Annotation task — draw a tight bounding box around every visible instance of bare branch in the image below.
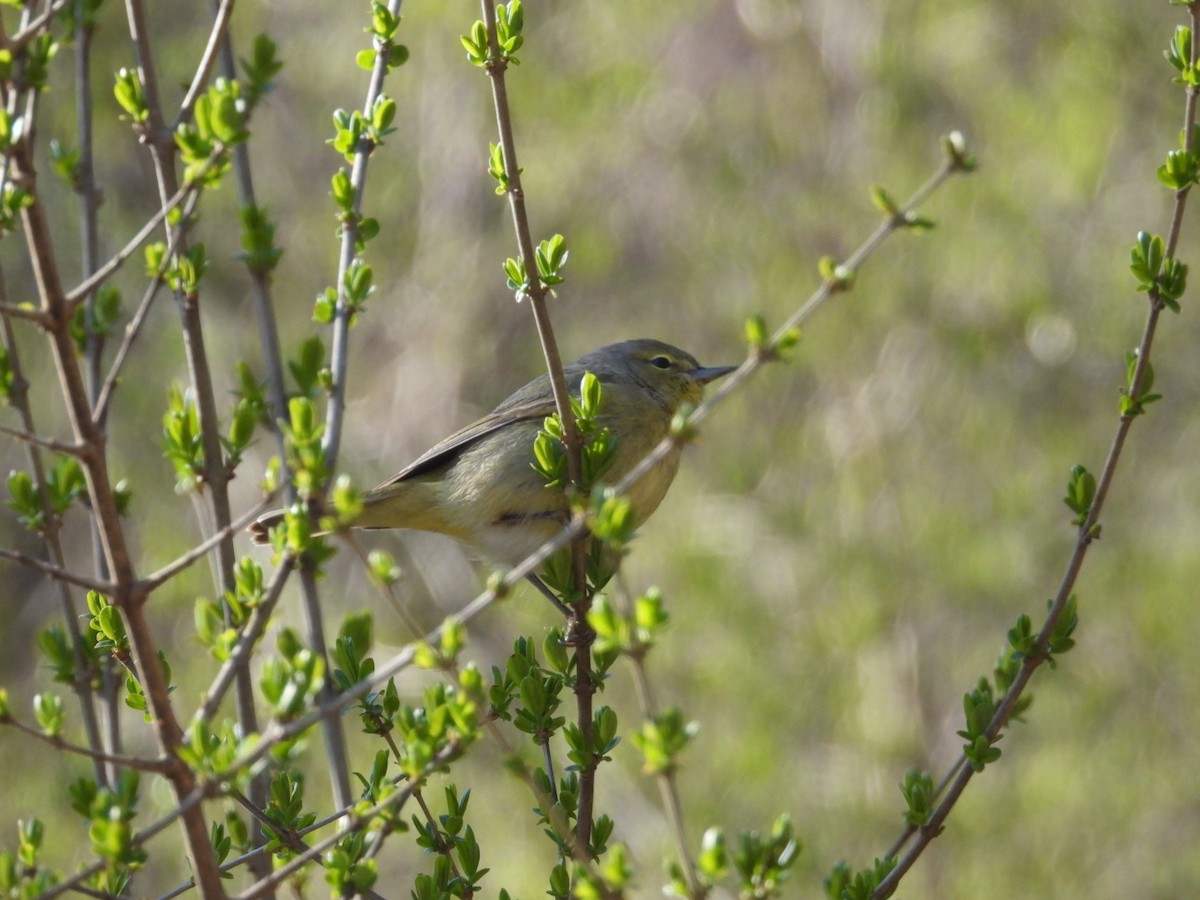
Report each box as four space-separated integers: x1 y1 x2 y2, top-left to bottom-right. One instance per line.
174 0 236 128
63 177 200 307
0 301 51 326
2 717 174 773
139 499 270 594
0 421 87 456
89 269 166 426
0 546 116 594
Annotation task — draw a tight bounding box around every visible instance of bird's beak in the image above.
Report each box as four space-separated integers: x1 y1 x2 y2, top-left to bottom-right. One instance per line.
690 364 737 384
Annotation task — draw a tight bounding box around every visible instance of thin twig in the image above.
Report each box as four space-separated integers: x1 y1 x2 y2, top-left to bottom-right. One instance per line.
413 789 467 884
174 0 236 128
320 0 404 474
342 530 427 638
298 0 409 816
73 0 122 790
138 499 269 594
89 264 167 425
0 546 117 594
0 421 87 456
63 174 200 306
2 717 174 772
0 301 51 326
614 575 701 897
211 13 292 879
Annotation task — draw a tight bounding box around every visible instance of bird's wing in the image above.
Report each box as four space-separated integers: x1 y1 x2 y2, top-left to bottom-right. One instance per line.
372 393 558 488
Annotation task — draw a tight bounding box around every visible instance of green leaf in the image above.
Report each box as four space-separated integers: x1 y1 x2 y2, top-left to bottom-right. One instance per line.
113 67 148 123
1063 464 1096 525
1130 231 1164 291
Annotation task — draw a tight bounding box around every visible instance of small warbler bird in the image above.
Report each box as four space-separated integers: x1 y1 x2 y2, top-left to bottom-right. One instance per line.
250 339 734 564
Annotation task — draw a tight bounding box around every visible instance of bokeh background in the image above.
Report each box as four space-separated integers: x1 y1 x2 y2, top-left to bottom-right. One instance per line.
2 1 1198 896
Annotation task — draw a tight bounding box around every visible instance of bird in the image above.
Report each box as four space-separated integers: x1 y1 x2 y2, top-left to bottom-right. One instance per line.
249 338 734 565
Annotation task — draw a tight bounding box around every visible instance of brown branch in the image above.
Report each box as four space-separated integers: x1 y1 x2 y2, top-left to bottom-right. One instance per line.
0 421 87 456
174 0 236 128
138 499 269 594
0 546 116 594
2 716 174 773
0 94 110 784
63 171 201 307
0 301 52 326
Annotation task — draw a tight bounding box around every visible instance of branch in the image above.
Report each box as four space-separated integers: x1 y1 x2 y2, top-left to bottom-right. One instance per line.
63 175 201 307
320 0 405 473
297 0 410 816
0 301 51 326
0 256 109 782
138 499 270 594
174 0 236 128
0 421 87 456
0 546 116 594
88 264 166 426
2 717 174 773
614 576 701 897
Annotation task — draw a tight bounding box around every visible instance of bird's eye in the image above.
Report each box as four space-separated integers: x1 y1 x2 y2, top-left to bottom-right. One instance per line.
650 355 672 369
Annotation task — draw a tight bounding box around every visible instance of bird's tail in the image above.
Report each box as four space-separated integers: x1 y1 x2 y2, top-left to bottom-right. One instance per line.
248 509 286 545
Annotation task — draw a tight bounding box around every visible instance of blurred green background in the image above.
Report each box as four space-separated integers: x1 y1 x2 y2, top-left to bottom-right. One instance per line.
2 0 1199 896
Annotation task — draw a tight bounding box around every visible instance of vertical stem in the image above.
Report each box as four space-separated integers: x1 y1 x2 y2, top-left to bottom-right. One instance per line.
478 0 596 855
202 3 280 882
321 0 404 475
73 0 123 788
309 0 410 815
13 137 226 896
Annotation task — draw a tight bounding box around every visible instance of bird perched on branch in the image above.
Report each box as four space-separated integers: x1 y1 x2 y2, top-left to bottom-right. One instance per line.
250 338 734 565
